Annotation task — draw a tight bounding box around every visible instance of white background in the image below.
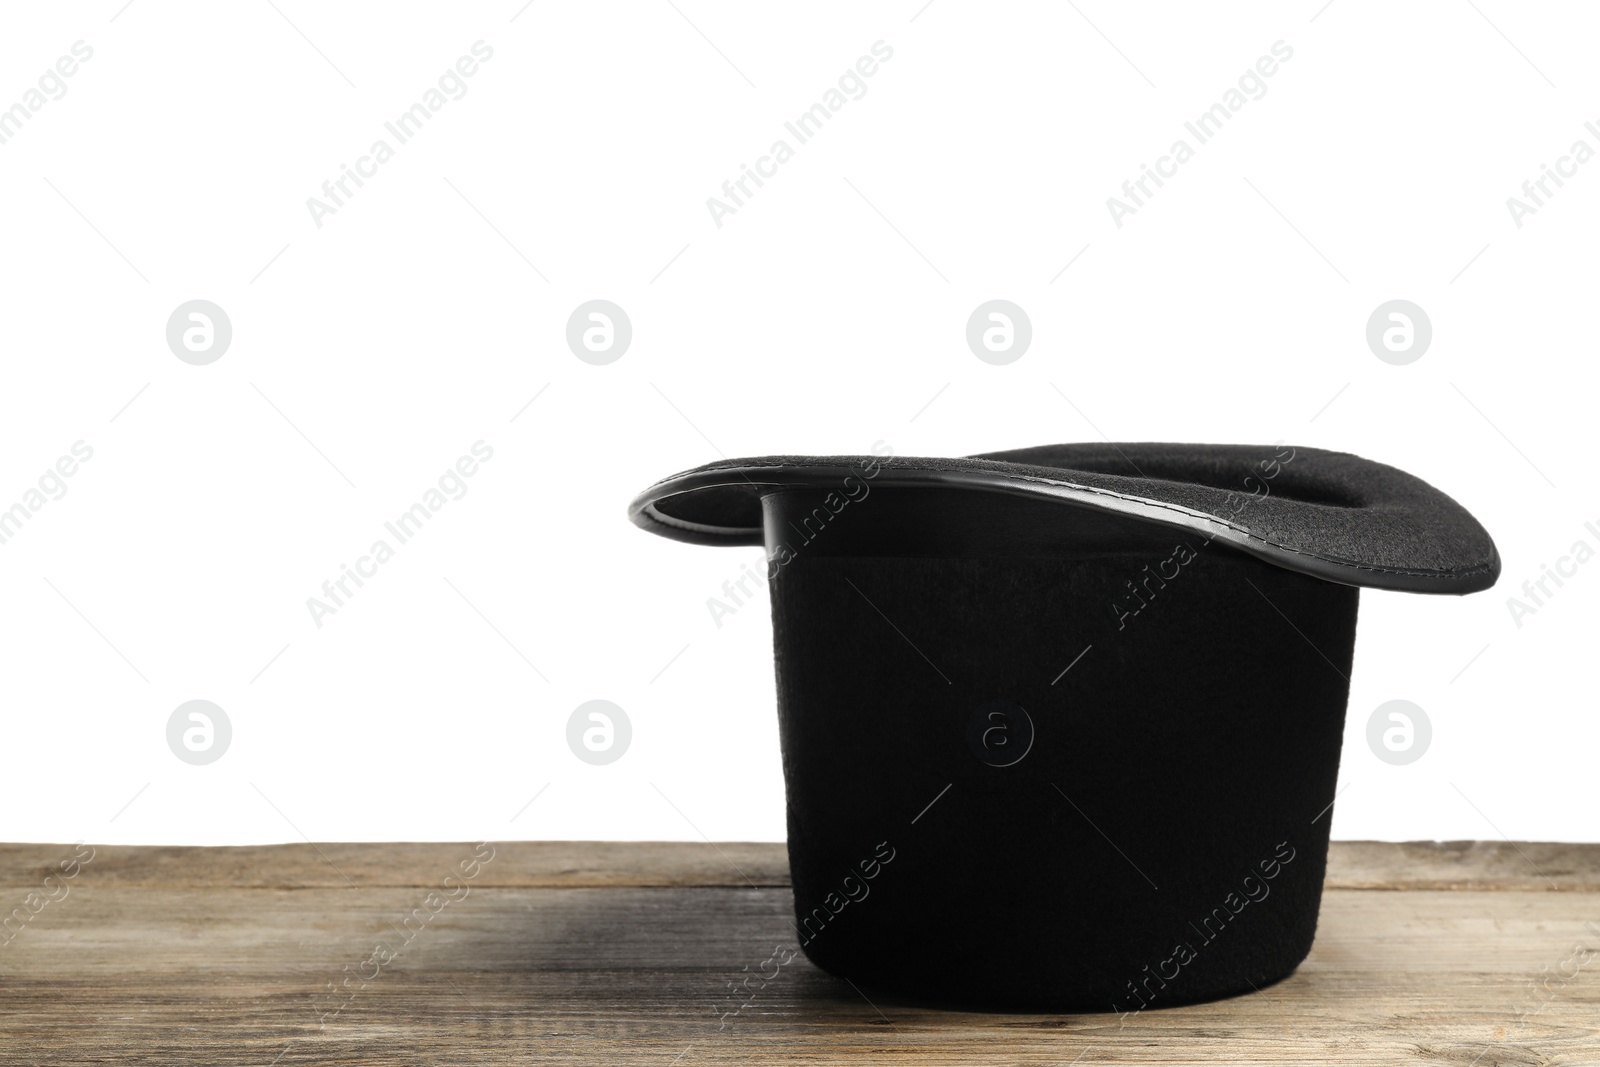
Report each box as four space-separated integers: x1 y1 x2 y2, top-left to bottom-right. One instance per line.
0 1 1594 846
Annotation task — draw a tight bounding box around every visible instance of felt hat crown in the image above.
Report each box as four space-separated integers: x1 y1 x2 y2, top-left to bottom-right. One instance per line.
632 443 1498 1010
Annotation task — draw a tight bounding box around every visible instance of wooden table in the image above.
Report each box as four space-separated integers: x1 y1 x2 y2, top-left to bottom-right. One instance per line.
2 840 1597 1065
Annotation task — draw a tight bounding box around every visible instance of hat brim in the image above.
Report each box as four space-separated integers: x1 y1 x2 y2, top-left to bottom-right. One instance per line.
629 443 1500 594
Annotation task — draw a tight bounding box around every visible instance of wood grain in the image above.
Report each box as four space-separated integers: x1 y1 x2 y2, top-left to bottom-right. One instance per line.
3 840 1595 890
1 841 1597 1065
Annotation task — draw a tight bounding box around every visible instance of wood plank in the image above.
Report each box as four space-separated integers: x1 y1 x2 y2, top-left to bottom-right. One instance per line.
1 842 1597 1064
1324 840 1600 892
2 840 1596 889
0 840 795 889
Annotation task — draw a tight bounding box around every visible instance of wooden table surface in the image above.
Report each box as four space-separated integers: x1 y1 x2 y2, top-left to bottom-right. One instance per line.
2 840 1597 1065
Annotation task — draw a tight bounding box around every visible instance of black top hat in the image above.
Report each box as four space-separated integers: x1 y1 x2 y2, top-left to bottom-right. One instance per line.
631 443 1498 1012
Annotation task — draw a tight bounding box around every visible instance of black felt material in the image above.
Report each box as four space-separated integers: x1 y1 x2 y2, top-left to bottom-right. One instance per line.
631 443 1500 593
770 547 1355 1010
